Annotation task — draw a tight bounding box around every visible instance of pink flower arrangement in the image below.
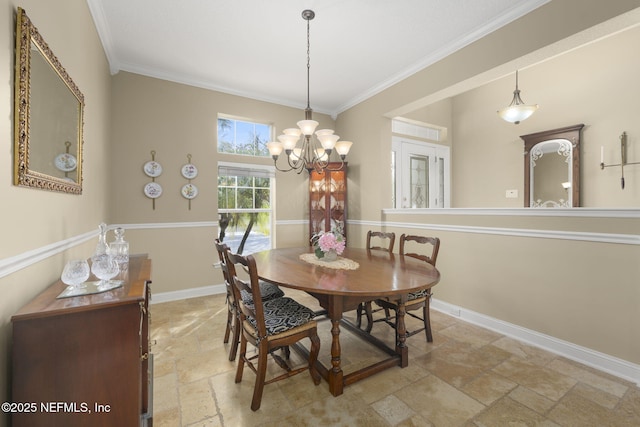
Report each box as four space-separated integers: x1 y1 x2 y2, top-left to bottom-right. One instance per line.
317 232 346 254
311 226 346 259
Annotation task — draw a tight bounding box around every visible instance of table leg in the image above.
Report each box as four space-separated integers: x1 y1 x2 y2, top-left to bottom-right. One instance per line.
328 317 344 396
395 299 409 368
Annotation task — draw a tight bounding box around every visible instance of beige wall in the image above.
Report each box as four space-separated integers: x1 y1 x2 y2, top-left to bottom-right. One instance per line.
109 71 335 293
0 0 112 424
336 0 640 372
452 25 640 208
380 211 640 366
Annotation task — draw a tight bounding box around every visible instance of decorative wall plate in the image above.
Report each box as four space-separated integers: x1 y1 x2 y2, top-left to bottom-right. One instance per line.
54 153 77 172
181 163 198 179
143 160 163 177
144 182 163 198
181 183 198 199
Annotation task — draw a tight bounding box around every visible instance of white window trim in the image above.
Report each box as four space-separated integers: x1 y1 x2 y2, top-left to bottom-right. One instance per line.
218 161 275 178
392 136 451 209
217 161 276 249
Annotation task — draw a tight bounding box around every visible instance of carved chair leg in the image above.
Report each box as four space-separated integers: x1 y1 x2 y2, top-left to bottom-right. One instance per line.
424 300 433 343
308 333 322 385
228 313 241 361
356 303 364 328
364 301 374 333
224 309 232 343
235 335 247 383
251 342 269 411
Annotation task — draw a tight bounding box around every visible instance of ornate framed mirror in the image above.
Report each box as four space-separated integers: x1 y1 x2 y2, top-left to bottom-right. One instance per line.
13 8 84 194
521 124 584 207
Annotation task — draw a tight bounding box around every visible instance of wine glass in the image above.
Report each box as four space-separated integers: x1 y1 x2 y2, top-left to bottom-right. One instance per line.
61 259 90 289
91 255 120 287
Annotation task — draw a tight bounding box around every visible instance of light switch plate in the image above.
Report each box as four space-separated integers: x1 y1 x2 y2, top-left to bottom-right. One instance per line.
506 189 518 198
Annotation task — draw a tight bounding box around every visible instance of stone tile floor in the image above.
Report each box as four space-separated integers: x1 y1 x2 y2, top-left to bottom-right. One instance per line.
150 292 640 426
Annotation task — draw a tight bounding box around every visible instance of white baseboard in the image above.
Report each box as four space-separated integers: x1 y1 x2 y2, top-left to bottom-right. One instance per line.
150 285 640 387
431 299 640 387
150 284 225 304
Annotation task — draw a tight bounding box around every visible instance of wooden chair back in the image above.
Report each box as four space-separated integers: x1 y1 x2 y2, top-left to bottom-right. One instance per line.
214 239 231 285
215 238 242 360
226 251 267 342
366 231 396 253
399 234 440 267
215 239 239 303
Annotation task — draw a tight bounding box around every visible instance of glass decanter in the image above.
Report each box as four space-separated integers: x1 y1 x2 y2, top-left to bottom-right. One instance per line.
92 222 110 263
110 227 129 271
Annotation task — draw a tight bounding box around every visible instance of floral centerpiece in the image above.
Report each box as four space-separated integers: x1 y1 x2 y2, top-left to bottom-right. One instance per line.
311 224 346 261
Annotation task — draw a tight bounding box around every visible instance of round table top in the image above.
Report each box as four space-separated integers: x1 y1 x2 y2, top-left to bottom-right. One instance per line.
251 247 440 298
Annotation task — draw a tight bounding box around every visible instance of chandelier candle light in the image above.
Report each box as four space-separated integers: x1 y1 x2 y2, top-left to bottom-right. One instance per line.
497 70 538 124
267 10 353 174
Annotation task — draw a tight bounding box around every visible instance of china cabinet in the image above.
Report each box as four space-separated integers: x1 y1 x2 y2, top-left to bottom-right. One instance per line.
308 163 347 242
11 254 153 427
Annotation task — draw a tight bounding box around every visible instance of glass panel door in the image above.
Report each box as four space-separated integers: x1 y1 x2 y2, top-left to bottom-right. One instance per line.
410 155 429 208
395 137 450 208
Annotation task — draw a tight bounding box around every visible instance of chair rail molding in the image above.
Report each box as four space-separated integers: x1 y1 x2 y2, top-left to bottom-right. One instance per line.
0 221 218 279
379 220 640 246
0 230 96 279
383 207 640 218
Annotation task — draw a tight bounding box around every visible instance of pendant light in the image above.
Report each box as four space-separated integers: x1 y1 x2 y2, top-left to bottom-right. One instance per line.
497 70 538 124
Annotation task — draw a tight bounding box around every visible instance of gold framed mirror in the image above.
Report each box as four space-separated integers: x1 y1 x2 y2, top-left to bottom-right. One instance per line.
521 124 584 208
14 8 84 194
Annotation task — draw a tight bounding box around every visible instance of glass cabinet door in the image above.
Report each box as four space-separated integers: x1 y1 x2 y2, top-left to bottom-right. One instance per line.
309 163 347 242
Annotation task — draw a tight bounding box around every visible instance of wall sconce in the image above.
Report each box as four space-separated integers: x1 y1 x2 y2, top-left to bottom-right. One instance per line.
497 70 539 124
600 131 640 189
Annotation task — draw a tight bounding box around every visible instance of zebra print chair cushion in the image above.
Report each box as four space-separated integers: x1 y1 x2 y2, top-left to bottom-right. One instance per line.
407 289 429 301
240 281 284 305
246 297 316 337
379 288 429 303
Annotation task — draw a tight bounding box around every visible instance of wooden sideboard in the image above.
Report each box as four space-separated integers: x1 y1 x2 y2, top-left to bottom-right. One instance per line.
11 254 153 427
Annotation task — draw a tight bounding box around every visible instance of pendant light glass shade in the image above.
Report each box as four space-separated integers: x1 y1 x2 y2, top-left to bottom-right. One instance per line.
497 71 538 124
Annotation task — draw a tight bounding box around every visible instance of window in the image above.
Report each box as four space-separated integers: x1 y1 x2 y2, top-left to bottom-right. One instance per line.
392 136 450 208
217 116 272 157
217 162 275 255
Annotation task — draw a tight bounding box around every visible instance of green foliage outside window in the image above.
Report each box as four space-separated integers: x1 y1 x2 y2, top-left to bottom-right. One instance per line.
217 117 271 157
217 174 271 254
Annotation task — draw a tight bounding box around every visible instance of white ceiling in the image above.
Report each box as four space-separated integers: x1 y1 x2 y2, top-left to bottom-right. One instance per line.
87 0 550 117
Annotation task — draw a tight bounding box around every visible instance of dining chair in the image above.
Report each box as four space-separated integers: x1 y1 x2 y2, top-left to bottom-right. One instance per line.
214 239 284 361
226 250 321 411
356 231 396 330
369 234 440 342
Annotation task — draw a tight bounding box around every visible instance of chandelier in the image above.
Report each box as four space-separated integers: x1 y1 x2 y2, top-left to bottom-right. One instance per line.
497 70 539 124
266 10 353 174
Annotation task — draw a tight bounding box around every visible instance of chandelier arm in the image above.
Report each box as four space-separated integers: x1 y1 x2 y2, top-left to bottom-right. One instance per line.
286 154 305 172
272 161 294 173
272 157 299 173
324 159 346 171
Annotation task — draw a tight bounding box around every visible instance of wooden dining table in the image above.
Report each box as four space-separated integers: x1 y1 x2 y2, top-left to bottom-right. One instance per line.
251 246 441 396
